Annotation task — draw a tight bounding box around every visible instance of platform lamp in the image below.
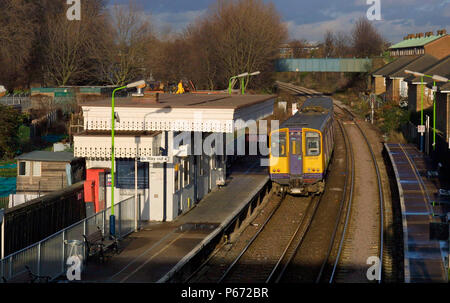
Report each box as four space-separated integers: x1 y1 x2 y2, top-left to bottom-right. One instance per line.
110 80 146 238
241 71 261 95
228 73 249 95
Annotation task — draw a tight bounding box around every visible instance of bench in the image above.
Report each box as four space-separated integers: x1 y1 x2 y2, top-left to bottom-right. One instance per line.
83 227 118 264
1 266 51 283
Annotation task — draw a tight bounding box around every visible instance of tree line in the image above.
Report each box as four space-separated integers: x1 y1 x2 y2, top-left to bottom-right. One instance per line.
0 0 287 92
288 18 386 59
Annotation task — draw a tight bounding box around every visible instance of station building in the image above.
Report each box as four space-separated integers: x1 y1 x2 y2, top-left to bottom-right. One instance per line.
74 93 274 221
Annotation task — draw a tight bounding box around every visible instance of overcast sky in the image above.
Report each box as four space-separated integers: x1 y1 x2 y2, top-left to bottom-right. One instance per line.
110 0 450 43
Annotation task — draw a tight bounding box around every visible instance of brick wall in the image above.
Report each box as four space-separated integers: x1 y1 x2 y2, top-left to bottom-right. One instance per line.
424 35 450 59
435 92 449 140
408 84 434 112
372 76 386 95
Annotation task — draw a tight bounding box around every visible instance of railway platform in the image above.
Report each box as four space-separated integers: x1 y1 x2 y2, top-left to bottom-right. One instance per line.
78 157 270 283
385 143 449 283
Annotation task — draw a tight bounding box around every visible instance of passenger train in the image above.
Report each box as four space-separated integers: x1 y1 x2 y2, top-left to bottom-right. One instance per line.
269 97 334 195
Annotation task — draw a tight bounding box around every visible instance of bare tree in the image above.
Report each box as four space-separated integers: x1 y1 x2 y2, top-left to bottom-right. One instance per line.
206 0 288 89
0 0 36 90
43 1 106 86
289 39 309 58
352 17 385 57
93 1 153 86
323 31 335 57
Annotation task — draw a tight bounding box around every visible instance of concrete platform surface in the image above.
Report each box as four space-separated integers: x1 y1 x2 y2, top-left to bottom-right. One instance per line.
386 143 448 283
79 161 269 283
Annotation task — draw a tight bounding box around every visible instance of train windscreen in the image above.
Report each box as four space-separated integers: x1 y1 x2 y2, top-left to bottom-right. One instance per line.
306 132 320 156
271 131 287 157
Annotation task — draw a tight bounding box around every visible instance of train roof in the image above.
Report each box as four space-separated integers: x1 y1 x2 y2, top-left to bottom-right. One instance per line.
279 97 333 131
300 97 334 111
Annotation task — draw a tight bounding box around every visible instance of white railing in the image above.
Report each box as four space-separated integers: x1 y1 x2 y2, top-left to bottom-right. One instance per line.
0 196 138 282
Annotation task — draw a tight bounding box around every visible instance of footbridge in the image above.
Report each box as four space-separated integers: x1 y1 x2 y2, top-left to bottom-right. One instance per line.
276 58 372 73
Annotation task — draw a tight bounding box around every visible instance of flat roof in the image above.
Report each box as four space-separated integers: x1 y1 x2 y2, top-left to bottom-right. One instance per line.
389 34 447 49
81 93 275 110
16 151 75 162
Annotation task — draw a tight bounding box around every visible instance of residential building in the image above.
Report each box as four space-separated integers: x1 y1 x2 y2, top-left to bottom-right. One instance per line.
389 30 449 59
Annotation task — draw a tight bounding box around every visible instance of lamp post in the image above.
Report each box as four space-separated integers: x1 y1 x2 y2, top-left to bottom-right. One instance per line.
241 71 261 95
405 70 449 152
228 73 248 95
110 80 146 238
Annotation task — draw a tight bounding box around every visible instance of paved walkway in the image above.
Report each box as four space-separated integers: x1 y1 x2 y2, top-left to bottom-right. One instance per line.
386 143 448 283
79 158 269 282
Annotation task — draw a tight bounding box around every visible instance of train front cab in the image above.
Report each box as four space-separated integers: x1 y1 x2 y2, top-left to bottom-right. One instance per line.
301 128 325 194
269 128 289 194
270 127 325 195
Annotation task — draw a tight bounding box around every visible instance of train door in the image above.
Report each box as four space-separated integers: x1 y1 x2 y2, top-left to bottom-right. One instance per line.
289 131 302 175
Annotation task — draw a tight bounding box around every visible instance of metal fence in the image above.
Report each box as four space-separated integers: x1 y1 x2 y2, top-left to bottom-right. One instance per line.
0 95 31 109
0 195 138 282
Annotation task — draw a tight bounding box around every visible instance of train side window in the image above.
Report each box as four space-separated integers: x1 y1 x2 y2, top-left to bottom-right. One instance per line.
271 131 287 157
306 132 320 156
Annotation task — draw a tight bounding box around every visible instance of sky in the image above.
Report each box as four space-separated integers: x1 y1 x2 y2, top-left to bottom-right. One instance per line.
109 0 450 44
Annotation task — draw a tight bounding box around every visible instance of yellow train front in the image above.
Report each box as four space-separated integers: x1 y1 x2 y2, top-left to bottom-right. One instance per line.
269 97 334 195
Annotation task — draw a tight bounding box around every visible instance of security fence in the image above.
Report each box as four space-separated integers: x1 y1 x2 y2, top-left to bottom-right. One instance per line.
0 195 138 282
0 95 31 110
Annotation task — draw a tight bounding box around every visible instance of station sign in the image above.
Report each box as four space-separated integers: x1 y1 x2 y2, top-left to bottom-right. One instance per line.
418 125 425 133
140 156 170 163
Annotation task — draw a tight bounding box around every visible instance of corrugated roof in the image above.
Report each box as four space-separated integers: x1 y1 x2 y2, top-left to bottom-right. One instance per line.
16 151 75 162
406 56 450 84
389 35 446 49
372 56 418 76
390 54 439 78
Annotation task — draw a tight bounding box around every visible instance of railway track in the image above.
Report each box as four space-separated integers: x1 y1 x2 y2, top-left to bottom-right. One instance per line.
276 81 384 283
186 192 322 283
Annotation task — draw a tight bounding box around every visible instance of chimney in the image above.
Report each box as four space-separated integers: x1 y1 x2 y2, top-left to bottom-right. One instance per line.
418 33 424 38
425 31 433 37
438 29 447 35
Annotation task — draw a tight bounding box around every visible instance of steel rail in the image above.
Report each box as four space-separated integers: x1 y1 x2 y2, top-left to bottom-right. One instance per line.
217 194 287 283
333 104 384 284
315 117 354 283
328 110 356 283
277 82 384 283
266 194 322 283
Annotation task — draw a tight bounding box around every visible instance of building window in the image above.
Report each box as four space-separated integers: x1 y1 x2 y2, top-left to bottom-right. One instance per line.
182 158 189 186
19 161 30 176
32 161 41 177
116 159 149 189
199 156 204 176
174 162 180 192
